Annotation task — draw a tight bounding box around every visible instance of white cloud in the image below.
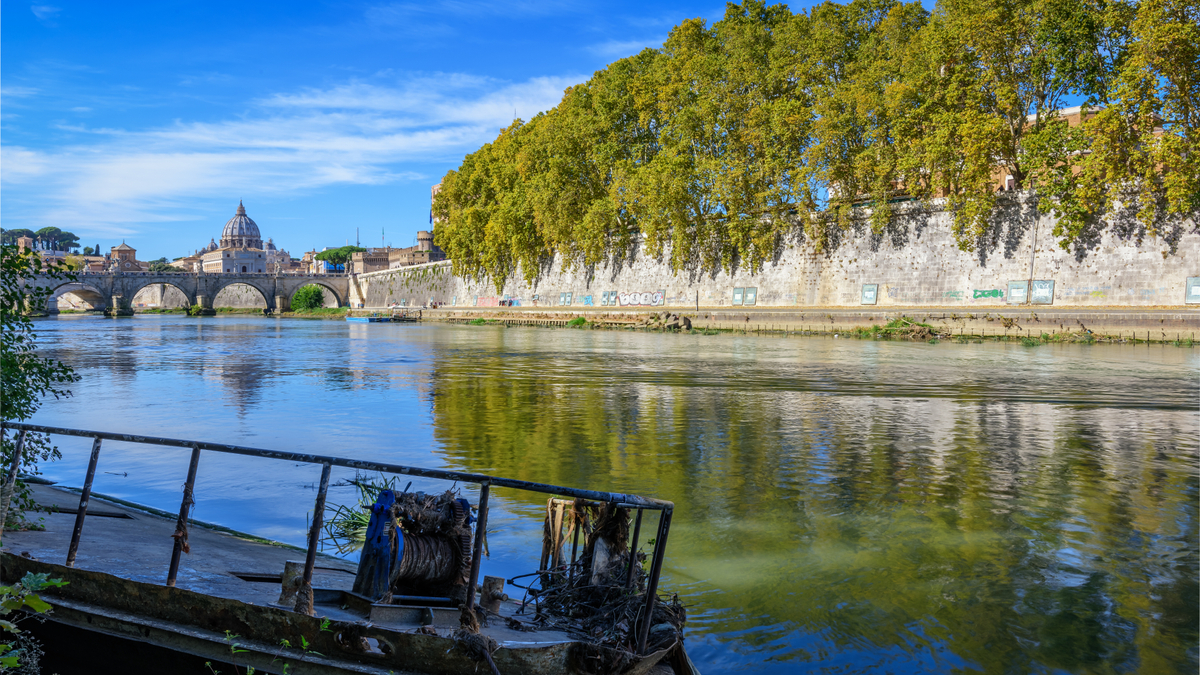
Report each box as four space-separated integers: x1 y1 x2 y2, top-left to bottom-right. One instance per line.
30 4 60 22
588 39 662 58
1 86 40 99
0 72 581 234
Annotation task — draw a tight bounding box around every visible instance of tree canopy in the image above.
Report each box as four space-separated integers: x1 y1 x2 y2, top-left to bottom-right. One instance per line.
0 228 81 251
314 246 366 269
1 244 80 529
291 285 326 311
433 0 1198 289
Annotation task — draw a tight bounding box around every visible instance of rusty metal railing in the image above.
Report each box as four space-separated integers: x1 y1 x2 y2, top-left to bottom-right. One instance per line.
0 421 675 653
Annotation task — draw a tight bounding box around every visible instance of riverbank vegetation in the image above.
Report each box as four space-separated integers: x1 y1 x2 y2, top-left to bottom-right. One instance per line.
288 306 348 316
434 0 1198 289
1 245 79 527
291 285 326 311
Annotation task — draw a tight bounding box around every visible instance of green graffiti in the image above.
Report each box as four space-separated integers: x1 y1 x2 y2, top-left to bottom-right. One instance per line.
973 289 1003 299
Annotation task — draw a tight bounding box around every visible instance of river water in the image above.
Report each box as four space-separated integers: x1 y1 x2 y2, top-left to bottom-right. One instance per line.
27 315 1200 674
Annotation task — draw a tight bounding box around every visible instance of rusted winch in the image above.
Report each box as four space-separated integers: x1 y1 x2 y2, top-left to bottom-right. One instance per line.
352 490 475 603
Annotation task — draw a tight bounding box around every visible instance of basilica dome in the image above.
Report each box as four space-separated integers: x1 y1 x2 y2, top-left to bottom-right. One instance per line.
220 201 263 249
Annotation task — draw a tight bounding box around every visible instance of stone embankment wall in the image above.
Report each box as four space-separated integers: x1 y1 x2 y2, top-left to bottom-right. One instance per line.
355 204 1199 310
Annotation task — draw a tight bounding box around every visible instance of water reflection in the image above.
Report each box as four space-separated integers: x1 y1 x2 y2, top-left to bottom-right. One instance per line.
426 330 1198 673
30 317 1200 674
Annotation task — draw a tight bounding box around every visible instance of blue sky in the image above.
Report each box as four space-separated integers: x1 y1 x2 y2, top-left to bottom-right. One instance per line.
2 1 741 260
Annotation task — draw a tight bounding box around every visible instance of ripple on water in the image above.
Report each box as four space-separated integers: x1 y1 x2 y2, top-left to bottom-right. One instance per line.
29 316 1200 674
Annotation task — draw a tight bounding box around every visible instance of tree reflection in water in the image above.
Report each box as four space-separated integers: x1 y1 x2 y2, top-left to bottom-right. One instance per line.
428 333 1198 674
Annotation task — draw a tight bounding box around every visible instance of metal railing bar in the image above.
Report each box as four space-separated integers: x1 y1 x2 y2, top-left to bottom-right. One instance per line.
66 437 102 567
464 482 490 614
167 444 202 587
0 422 672 510
297 463 332 615
625 508 643 590
636 508 673 654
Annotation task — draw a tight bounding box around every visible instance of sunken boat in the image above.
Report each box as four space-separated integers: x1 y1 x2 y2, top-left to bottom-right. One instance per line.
0 422 697 675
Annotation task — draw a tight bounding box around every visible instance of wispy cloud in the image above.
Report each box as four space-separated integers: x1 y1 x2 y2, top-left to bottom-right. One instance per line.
1 73 580 235
30 4 61 23
365 0 577 23
588 38 662 58
1 86 40 99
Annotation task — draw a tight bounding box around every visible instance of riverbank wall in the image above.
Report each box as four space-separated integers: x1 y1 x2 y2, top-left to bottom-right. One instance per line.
353 201 1199 313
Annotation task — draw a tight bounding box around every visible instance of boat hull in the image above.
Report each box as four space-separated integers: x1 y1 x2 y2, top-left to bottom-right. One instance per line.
2 554 678 675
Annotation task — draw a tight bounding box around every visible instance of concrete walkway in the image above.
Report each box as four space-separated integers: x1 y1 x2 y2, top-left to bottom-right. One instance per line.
369 306 1200 339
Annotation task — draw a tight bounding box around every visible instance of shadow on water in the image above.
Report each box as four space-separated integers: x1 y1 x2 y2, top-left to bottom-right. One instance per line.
29 316 1200 674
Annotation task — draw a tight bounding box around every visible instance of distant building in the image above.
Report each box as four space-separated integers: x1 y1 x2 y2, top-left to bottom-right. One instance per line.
200 202 269 274
15 235 103 270
110 242 148 272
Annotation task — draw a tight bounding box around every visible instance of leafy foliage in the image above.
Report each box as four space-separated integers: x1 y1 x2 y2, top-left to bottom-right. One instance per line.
148 257 176 272
1 245 81 525
0 572 68 671
313 246 365 270
434 0 1198 288
290 285 326 311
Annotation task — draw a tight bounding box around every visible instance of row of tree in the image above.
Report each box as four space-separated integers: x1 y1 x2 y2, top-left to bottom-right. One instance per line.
433 0 1197 287
0 228 85 252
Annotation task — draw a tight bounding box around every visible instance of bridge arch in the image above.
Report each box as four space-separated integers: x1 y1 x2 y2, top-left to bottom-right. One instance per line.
211 280 271 309
49 281 108 311
288 280 344 308
124 279 195 309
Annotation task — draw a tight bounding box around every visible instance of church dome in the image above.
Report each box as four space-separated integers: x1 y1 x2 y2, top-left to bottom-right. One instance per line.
220 201 263 249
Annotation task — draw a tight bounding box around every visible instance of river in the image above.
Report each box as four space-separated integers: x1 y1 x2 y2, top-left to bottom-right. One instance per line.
27 315 1200 674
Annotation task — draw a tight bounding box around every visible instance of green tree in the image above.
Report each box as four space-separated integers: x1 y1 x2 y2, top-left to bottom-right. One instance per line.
1041 0 1199 250
32 227 80 251
148 257 175 272
291 285 326 310
0 230 34 246
432 0 1197 273
313 246 365 270
0 244 80 529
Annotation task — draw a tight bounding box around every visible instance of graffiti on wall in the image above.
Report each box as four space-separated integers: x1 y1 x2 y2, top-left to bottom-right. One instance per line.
614 290 666 307
973 289 1003 299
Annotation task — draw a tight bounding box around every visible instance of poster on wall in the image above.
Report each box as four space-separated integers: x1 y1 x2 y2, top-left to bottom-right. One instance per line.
744 287 758 306
1007 281 1028 304
1031 280 1055 305
732 288 744 305
1187 277 1200 304
861 284 878 305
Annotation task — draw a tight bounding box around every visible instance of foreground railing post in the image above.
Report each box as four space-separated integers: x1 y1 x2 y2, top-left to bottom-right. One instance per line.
636 507 673 654
625 507 644 590
167 444 202 587
66 437 103 567
0 429 28 543
465 481 490 613
295 463 331 615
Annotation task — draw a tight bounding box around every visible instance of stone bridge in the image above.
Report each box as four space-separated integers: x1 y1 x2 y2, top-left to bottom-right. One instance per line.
24 271 351 313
